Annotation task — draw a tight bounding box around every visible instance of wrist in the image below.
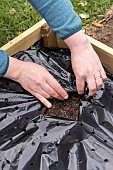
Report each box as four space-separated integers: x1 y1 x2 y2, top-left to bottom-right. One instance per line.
4 56 24 82
64 30 90 50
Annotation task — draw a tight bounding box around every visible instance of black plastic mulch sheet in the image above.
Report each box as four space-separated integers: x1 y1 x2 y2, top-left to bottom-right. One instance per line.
0 48 113 170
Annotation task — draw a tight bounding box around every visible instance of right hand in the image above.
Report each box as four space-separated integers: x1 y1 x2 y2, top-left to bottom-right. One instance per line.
64 30 107 96
5 57 68 108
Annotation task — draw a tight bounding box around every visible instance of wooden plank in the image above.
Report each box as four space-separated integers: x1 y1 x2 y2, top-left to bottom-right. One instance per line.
0 19 46 56
41 24 58 47
87 35 113 74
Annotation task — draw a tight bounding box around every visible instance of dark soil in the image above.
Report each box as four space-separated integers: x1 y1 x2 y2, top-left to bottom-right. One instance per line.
45 94 79 121
86 5 113 48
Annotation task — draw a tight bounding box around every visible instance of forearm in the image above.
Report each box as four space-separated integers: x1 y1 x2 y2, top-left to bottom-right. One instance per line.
29 0 82 40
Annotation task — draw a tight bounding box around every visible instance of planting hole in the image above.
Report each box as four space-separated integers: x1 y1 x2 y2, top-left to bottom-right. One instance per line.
9 137 13 141
6 159 10 164
55 143 59 147
44 133 47 137
67 150 70 154
15 106 19 110
26 117 29 120
80 122 83 126
102 121 106 124
104 140 107 143
43 151 47 154
79 103 82 106
91 130 95 135
5 98 8 102
55 161 58 164
104 159 109 163
78 160 83 164
30 163 34 166
33 119 37 123
32 141 35 146
56 122 60 126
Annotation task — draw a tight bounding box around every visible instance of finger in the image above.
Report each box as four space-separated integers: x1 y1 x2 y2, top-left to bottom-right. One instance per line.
31 86 51 99
95 77 103 90
42 83 64 100
99 65 107 81
86 77 97 96
36 94 52 108
95 73 103 90
47 75 68 99
97 60 107 81
30 90 52 108
76 77 85 95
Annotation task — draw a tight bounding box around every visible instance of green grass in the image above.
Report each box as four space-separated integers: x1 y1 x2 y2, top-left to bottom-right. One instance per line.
72 0 112 24
0 0 112 47
0 0 42 47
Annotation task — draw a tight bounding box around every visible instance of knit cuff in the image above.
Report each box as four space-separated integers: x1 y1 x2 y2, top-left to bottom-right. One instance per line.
0 50 9 77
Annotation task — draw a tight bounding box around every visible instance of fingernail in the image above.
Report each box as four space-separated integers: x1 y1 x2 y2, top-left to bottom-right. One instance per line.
64 95 68 99
48 104 52 108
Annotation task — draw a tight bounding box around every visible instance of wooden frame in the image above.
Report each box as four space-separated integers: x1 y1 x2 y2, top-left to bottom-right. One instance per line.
1 19 113 74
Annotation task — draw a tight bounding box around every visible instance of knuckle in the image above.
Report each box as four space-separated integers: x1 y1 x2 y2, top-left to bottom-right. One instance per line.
77 88 84 94
90 87 96 92
103 75 107 81
48 89 59 98
49 90 56 96
89 92 95 96
33 86 38 92
36 80 41 86
52 92 59 98
98 82 103 87
78 90 84 94
54 86 63 95
78 72 85 78
53 84 59 91
45 94 51 99
57 96 64 100
97 83 103 90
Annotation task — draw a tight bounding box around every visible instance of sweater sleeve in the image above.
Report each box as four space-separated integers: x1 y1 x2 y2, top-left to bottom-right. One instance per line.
0 50 9 77
28 0 82 40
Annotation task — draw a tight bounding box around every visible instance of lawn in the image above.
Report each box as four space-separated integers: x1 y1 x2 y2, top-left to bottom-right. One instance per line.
0 0 112 47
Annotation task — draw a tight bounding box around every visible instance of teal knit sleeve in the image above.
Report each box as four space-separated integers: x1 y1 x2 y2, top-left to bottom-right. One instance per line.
0 50 9 77
28 0 82 40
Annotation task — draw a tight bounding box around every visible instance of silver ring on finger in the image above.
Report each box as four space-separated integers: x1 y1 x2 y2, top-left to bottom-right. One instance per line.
95 76 102 81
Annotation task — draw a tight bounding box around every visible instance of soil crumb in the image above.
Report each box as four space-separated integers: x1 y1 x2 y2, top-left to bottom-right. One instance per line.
86 5 113 48
45 94 79 121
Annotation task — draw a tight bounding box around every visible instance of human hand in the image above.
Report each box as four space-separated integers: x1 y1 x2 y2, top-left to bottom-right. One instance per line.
65 30 107 96
5 57 68 108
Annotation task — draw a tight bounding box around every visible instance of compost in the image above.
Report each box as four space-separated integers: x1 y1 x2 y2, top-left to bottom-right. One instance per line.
45 93 79 120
